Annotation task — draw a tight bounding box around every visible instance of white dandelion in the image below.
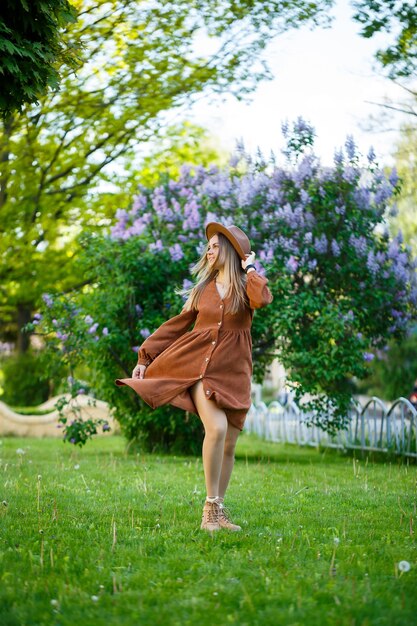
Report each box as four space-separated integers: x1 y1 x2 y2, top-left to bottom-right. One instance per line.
398 561 411 573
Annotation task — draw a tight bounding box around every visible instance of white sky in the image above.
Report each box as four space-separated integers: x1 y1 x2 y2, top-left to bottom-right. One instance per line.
187 0 409 167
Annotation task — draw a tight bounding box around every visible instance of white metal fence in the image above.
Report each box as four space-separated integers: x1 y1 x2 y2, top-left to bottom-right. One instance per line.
244 396 417 458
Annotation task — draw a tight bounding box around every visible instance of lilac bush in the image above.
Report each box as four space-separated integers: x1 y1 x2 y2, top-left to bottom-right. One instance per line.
31 119 417 445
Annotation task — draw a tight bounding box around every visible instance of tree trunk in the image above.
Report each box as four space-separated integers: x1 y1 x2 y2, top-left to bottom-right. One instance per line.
17 305 31 353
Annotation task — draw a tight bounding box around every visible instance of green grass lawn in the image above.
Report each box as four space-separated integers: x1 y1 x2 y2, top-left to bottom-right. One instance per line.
0 433 416 626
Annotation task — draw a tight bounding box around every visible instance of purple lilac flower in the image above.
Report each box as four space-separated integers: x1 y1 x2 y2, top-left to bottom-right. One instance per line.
182 279 194 290
294 116 315 137
276 204 304 230
363 352 375 361
34 313 42 320
277 236 299 255
356 332 363 340
331 240 341 256
42 293 54 307
334 205 345 216
132 346 139 353
70 438 76 444
77 389 86 395
366 251 379 275
375 251 386 265
314 234 328 254
132 194 148 213
182 199 201 230
334 149 344 166
205 212 219 226
345 135 356 160
389 167 399 187
354 187 372 211
56 331 69 341
281 120 289 138
300 189 310 206
102 423 110 432
84 315 93 325
149 239 163 253
102 327 109 336
292 155 315 187
169 243 184 261
179 164 192 180
151 187 168 215
286 256 299 273
135 304 143 316
304 232 313 245
140 328 151 339
110 224 126 240
349 234 368 257
52 319 58 326
367 146 376 163
393 263 408 283
115 208 129 224
88 323 99 334
389 203 399 217
236 174 264 207
308 259 317 271
229 153 240 168
374 182 394 205
305 211 316 228
127 219 147 237
259 248 275 264
342 166 357 183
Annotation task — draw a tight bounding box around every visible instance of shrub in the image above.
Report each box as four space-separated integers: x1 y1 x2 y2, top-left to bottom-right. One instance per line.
1 351 50 406
29 119 417 447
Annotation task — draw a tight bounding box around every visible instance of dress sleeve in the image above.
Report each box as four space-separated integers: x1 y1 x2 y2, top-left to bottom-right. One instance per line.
137 307 198 366
246 270 274 309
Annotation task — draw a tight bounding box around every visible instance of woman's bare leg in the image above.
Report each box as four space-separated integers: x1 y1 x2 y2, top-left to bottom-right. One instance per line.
190 381 228 498
218 422 240 499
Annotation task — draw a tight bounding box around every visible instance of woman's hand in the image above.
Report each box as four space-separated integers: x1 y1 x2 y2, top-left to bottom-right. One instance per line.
242 251 256 271
132 364 147 379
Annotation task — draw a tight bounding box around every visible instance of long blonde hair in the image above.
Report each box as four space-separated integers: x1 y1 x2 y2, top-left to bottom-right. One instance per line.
176 233 249 315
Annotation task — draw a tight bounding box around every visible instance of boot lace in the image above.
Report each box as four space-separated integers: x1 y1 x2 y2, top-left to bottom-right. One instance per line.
219 504 233 523
204 502 219 523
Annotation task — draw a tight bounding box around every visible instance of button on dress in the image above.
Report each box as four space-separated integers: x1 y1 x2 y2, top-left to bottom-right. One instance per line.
115 270 273 431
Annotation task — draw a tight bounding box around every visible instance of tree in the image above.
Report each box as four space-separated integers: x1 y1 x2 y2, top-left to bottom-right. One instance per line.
31 120 417 450
352 0 417 78
390 124 417 254
0 0 333 352
0 0 79 115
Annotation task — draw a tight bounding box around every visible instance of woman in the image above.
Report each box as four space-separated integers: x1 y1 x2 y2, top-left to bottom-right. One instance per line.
116 222 273 532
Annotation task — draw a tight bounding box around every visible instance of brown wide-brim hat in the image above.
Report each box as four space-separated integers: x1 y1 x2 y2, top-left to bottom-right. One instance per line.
205 222 251 261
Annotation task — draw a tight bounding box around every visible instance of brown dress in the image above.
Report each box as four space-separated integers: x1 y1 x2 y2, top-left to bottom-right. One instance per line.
115 270 273 430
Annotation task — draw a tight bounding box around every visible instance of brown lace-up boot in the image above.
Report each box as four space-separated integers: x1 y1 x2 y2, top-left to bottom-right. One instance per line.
200 499 221 532
218 502 242 531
